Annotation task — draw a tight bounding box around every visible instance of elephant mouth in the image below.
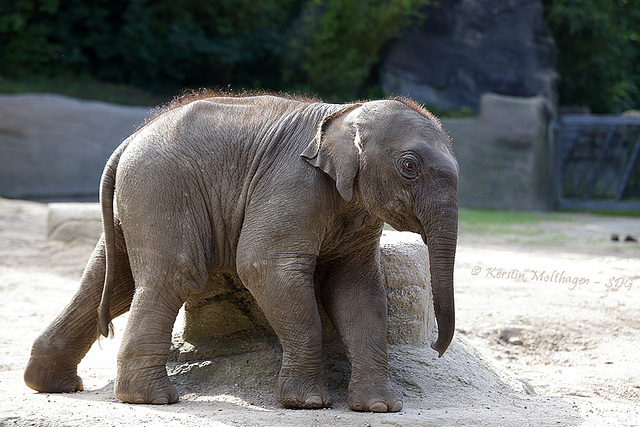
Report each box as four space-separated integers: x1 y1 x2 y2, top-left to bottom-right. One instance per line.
382 199 422 234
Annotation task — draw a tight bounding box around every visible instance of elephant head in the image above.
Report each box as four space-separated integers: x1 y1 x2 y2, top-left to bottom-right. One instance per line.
302 99 458 357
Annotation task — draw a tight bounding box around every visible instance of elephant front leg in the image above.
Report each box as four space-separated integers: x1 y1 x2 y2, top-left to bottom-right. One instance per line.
24 237 134 394
273 297 331 410
318 255 403 412
237 250 331 409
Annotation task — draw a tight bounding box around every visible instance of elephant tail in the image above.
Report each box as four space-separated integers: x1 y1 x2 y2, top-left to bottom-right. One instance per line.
98 140 130 338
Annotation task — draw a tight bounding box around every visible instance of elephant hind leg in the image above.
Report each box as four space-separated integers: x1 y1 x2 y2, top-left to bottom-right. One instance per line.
24 236 134 393
111 199 212 404
113 259 207 405
114 285 183 404
113 248 207 404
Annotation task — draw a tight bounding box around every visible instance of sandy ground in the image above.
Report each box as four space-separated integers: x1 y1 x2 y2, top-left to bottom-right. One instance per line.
1 197 639 426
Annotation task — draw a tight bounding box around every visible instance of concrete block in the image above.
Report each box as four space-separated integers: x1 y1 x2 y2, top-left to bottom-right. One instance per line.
47 203 101 244
444 93 554 210
380 230 434 345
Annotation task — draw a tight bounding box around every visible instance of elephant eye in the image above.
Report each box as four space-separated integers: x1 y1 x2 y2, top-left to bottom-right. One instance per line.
399 154 420 180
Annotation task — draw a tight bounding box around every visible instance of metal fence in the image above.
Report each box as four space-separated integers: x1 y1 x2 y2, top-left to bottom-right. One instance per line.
554 115 640 211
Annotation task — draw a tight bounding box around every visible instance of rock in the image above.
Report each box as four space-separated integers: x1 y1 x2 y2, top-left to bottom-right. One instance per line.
444 93 554 210
47 203 102 244
498 326 532 346
177 272 280 360
508 337 524 346
175 230 435 360
381 0 557 114
380 230 435 345
0 94 150 200
517 378 537 395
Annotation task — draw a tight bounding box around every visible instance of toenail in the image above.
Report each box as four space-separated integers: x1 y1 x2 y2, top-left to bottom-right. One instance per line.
369 401 388 412
390 400 403 412
305 395 322 406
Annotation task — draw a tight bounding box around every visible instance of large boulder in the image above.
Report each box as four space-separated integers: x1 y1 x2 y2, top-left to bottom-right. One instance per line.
0 94 150 200
173 230 435 360
381 0 557 114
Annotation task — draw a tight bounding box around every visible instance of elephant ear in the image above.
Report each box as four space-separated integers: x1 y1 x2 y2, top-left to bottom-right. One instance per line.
301 104 362 201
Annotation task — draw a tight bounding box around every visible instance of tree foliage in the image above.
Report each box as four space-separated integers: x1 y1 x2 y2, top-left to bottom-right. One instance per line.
543 0 640 113
3 1 640 110
287 0 426 100
0 0 430 101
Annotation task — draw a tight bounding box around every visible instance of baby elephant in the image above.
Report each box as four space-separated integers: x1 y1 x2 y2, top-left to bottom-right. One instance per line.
24 93 458 412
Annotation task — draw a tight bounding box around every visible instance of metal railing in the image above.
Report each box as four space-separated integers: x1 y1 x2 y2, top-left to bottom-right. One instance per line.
554 115 640 211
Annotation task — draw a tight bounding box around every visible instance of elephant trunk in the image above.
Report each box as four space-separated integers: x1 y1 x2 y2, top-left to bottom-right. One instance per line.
421 205 458 357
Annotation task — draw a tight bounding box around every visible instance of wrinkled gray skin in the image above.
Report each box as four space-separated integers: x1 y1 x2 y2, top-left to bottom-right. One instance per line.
24 95 458 412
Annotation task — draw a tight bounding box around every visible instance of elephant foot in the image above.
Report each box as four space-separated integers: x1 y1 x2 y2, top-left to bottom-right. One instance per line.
275 375 332 409
115 367 179 404
24 356 84 393
347 382 403 412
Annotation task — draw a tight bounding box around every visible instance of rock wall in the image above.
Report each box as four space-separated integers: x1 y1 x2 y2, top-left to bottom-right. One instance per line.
5 92 555 210
0 94 150 200
381 0 557 113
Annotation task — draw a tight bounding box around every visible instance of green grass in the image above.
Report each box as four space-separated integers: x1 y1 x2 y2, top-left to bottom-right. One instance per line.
0 75 170 106
458 209 567 234
457 208 640 249
457 209 583 247
558 209 640 218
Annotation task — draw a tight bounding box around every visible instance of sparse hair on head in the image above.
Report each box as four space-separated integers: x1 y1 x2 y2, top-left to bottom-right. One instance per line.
391 96 452 148
392 96 443 129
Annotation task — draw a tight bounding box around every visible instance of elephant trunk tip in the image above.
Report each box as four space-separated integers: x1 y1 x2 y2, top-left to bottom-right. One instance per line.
430 342 446 358
430 334 453 358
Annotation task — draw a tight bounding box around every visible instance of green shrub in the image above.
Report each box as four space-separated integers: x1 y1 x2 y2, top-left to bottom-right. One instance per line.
0 0 430 101
543 0 640 113
288 0 429 101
